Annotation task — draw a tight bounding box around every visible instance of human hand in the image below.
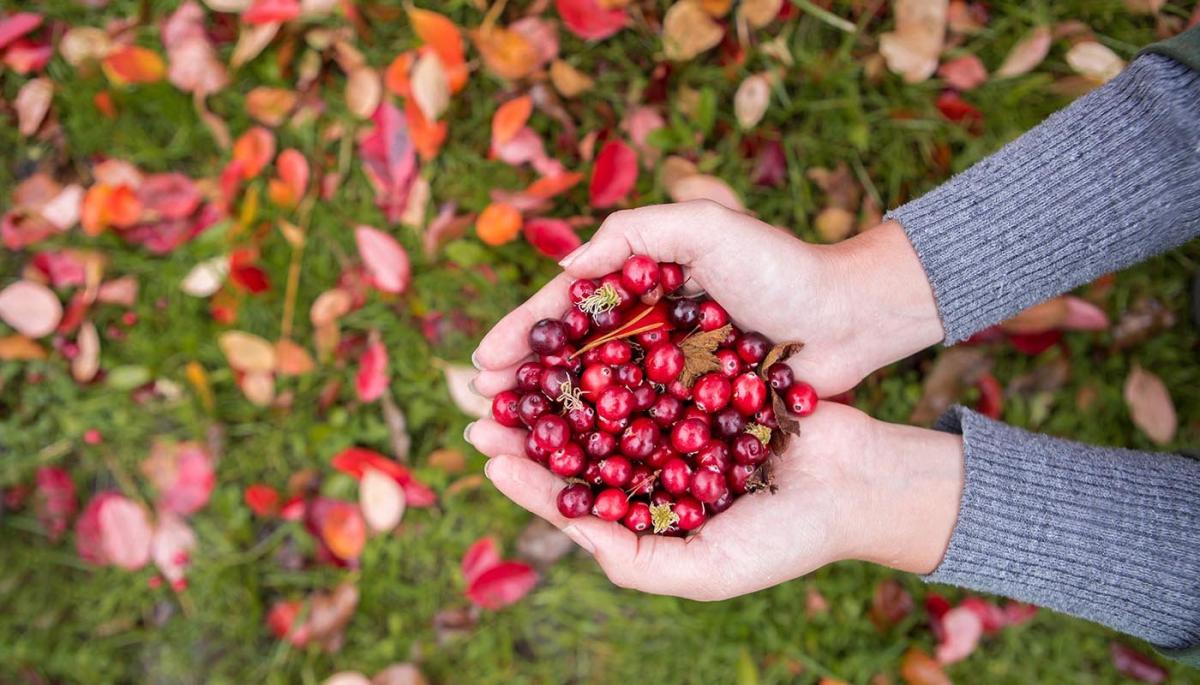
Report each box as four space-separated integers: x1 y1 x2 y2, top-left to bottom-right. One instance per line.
470 200 944 400
466 401 963 600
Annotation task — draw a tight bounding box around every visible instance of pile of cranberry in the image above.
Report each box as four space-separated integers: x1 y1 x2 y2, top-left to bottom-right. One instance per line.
490 255 818 536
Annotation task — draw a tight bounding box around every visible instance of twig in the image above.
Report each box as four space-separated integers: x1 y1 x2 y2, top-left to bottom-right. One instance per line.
791 0 857 34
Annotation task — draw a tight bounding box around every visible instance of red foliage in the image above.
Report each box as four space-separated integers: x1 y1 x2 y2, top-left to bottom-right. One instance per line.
359 102 419 224
34 466 76 542
588 139 638 208
556 0 627 41
461 537 538 610
244 484 280 517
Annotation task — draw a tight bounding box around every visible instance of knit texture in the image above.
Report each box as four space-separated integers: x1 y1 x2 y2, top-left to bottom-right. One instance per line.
926 407 1200 650
888 54 1200 343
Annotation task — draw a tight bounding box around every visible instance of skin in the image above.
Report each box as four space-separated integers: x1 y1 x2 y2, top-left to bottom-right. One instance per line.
467 200 965 600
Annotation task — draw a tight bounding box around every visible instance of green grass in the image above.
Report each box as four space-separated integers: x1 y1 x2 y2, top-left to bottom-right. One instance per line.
2 0 1198 683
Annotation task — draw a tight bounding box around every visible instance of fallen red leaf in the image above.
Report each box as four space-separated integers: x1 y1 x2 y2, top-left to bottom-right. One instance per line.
936 91 983 130
244 484 280 516
355 336 389 402
243 0 300 25
359 102 419 223
320 500 366 561
34 466 76 542
524 217 581 260
467 561 538 610
102 45 166 85
0 12 42 51
974 372 1003 419
462 537 502 585
1110 643 1167 683
141 441 216 516
556 0 628 41
331 447 437 507
232 127 276 180
354 225 411 294
267 599 310 646
589 139 638 208
935 606 983 664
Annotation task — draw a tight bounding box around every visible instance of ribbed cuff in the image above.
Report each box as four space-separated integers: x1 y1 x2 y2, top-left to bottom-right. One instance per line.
887 55 1200 343
924 406 1200 651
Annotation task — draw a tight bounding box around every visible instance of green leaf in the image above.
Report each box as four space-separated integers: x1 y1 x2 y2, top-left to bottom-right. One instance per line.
736 648 759 685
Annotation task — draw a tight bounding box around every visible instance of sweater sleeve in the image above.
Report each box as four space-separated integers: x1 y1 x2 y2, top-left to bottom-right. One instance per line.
887 54 1200 344
924 406 1200 652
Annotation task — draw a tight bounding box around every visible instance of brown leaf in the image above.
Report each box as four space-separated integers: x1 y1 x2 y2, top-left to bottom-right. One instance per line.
1124 364 1176 445
218 331 276 373
346 67 382 120
381 391 411 462
869 579 913 631
428 448 466 473
15 77 53 137
911 348 992 425
815 207 856 242
761 341 804 376
879 0 947 83
995 26 1052 78
1112 297 1175 349
516 518 575 568
0 334 47 360
275 339 315 376
667 174 745 212
1066 41 1125 83
410 52 449 122
360 467 406 533
899 648 951 685
72 321 100 383
432 606 479 645
806 163 861 210
738 0 783 29
662 0 725 61
679 324 732 386
372 663 429 685
734 73 771 129
246 87 298 126
550 60 594 97
307 581 359 651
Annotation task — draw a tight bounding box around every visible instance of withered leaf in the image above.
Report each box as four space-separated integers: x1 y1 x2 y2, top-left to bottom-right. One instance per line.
910 348 992 425
1112 297 1175 350
760 341 804 376
678 324 732 386
745 461 776 494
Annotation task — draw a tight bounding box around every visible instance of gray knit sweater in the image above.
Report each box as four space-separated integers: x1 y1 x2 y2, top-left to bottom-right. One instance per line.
888 53 1200 654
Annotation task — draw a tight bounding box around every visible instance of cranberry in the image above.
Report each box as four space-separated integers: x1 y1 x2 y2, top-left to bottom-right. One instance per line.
709 490 734 513
540 347 581 373
671 418 708 453
692 373 732 413
660 262 685 293
557 483 593 518
619 417 660 459
667 298 700 328
660 457 693 495
640 284 664 306
561 308 590 341
615 363 643 387
623 501 653 532
674 496 706 530
690 469 728 504
593 488 630 521
682 406 712 426
621 255 661 296
580 364 615 396
591 307 623 330
596 414 630 434
532 414 570 451
716 349 743 377
529 319 568 355
667 379 693 400
698 301 729 331
755 404 779 429
525 433 551 462
695 440 731 472
491 390 523 428
598 340 633 366
645 343 685 384
644 443 678 469
581 348 603 366
629 465 657 495
540 367 574 400
766 362 794 391
736 332 770 365
518 393 550 427
637 328 669 347
631 383 657 411
648 394 684 427
732 433 767 466
731 372 767 416
727 463 757 493
785 381 818 417
595 385 635 422
583 460 605 486
713 407 746 437
720 326 741 348
565 405 596 433
569 278 598 305
650 490 675 507
548 442 586 477
516 362 543 392
599 273 634 309
584 431 617 458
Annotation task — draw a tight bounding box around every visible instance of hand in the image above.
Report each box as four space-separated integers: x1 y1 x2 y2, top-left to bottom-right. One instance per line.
470 200 944 399
467 401 963 600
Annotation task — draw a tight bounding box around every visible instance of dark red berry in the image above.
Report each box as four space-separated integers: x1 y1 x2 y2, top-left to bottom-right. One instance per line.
631 383 657 411
561 308 590 341
581 348 603 365
732 433 767 466
593 488 630 521
644 443 678 469
516 362 543 392
623 501 653 532
615 363 643 387
674 496 706 530
667 379 693 400
540 346 581 373
731 372 767 416
629 465 657 495
695 440 731 472
548 442 586 477
598 340 632 366
755 404 779 429
727 463 757 494
557 483 593 518
709 490 734 513
713 407 746 437
529 319 568 356
569 278 598 306
650 489 675 507
595 385 635 422
690 469 728 504
518 393 550 427
645 343 685 384
591 307 623 330
619 417 660 459
698 301 729 331
648 394 684 427
736 332 769 365
716 349 743 377
766 362 794 391
580 364 615 397
583 460 605 486
621 255 661 296
491 390 522 428
596 414 629 434
637 328 669 347
720 326 741 348
584 431 617 459
692 373 732 413
640 284 664 306
660 457 693 495
785 381 818 416
671 417 709 453
660 262 685 293
540 366 574 400
667 298 700 328
682 406 712 426
532 414 570 451
525 432 551 462
565 405 595 433
600 456 633 487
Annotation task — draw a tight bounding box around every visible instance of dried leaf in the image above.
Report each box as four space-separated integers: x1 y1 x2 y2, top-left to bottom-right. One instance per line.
151 512 196 584
1123 364 1176 444
557 0 628 41
935 606 983 664
218 330 277 373
275 339 315 376
0 280 62 338
476 202 523 246
232 127 276 180
491 95 533 149
34 466 76 542
589 139 638 208
102 45 166 85
0 334 47 360
72 321 101 383
355 225 411 294
346 67 382 120
879 0 947 83
356 335 389 402
358 101 419 224
445 364 490 418
99 495 153 570
1112 296 1176 349
937 54 987 90
246 87 297 126
372 663 429 685
899 648 951 685
163 2 229 96
15 77 52 137
550 60 594 97
663 0 725 61
516 518 575 567
324 674 371 685
1066 41 1125 83
761 341 804 374
408 7 467 92
524 217 582 260
911 348 991 425
360 467 406 533
734 73 771 129
679 324 732 386
231 23 279 69
814 207 856 242
320 501 367 561
869 579 913 631
667 174 745 212
181 256 228 297
995 26 1052 78
311 288 353 326
472 25 539 81
738 0 783 28
1110 643 1167 684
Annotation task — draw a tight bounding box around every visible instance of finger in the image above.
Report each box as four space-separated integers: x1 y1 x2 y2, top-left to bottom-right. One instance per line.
471 362 529 398
560 201 726 279
465 419 526 459
473 273 573 370
485 454 715 597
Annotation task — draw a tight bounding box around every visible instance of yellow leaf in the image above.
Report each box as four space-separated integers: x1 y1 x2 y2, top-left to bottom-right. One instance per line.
218 330 276 373
550 60 595 98
662 0 725 61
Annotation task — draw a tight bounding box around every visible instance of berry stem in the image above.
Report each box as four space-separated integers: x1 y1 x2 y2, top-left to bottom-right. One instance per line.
576 282 621 315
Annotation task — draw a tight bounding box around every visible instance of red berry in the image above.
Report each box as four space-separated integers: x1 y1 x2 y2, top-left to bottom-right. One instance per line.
644 443 679 469
591 307 624 330
736 332 769 364
540 367 574 400
516 362 543 392
731 372 767 416
682 406 712 425
518 393 550 427
584 431 617 458
667 379 693 400
645 343 685 384
727 463 757 494
695 440 731 472
593 488 630 521
732 433 767 466
557 483 593 518
623 501 653 532
615 363 643 387
540 346 580 373
599 273 634 309
709 490 735 513
631 383 657 411
698 301 729 331
583 460 605 486
650 490 675 507
525 433 551 462
674 496 706 530
716 349 743 377
692 373 732 413
640 284 664 306
561 308 590 341
755 404 779 429
671 418 710 454
713 407 746 438
580 364 615 397
690 469 728 504
619 417 660 459
720 326 741 347
660 262 685 293
595 385 635 422
565 405 596 433
596 414 630 434
648 394 684 427
599 456 634 487
582 348 604 365
548 442 586 477
629 465 657 495
529 319 568 356
660 457 693 495
766 362 794 391
569 278 598 306
598 340 633 366
491 390 523 428
637 329 669 347
621 255 661 296
532 414 570 451
667 298 700 328
785 381 818 416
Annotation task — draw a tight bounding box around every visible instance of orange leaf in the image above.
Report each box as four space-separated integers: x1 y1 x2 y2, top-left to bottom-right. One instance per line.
407 7 467 92
525 171 583 199
384 51 416 98
267 148 308 208
102 45 166 85
476 203 522 246
232 127 276 180
491 95 533 149
900 648 951 685
81 184 142 235
0 334 47 360
471 26 539 81
320 501 366 561
404 98 448 161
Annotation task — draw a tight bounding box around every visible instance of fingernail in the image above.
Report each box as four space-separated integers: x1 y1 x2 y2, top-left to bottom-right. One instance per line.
562 524 596 555
467 376 481 397
470 350 482 370
463 421 476 444
558 242 589 269
483 457 497 480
